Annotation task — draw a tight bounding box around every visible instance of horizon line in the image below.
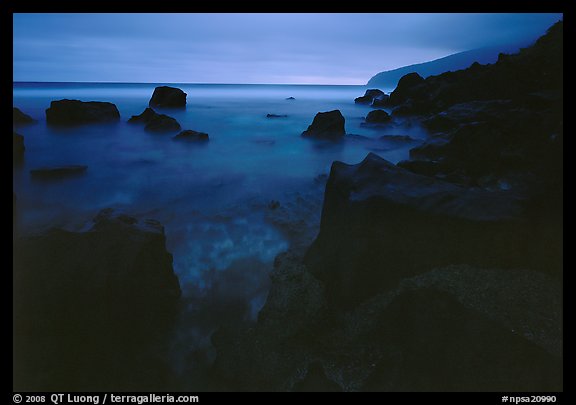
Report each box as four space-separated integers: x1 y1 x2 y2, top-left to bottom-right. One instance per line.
12 80 368 86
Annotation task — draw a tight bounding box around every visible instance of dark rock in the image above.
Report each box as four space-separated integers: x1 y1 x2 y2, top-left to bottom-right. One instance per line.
389 72 425 106
128 107 157 123
362 287 562 391
173 129 209 142
355 89 386 105
301 110 345 139
365 109 392 124
286 97 296 100
293 362 341 392
212 256 562 391
30 165 87 180
46 99 120 125
128 108 181 133
397 159 445 177
146 116 181 133
13 208 181 390
365 89 385 99
13 132 25 159
354 95 372 104
149 86 187 108
387 21 562 115
304 152 555 308
212 252 327 390
13 107 36 125
266 114 288 118
371 96 390 108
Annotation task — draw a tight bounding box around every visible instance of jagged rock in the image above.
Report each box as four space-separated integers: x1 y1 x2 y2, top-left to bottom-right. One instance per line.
301 110 345 139
389 72 425 106
304 152 556 308
46 99 120 125
355 89 386 105
371 96 390 108
13 208 181 390
173 129 209 142
149 86 187 108
13 107 36 125
30 165 87 180
128 108 181 133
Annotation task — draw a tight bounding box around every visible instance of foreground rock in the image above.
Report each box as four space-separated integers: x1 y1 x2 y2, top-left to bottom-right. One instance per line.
149 86 187 108
304 153 558 308
13 132 25 161
128 107 181 133
30 165 87 180
13 107 36 125
301 110 345 139
364 109 392 124
173 129 209 142
13 209 181 390
212 253 562 391
46 99 120 125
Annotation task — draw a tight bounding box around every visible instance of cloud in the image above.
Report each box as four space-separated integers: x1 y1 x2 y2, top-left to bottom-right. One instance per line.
13 13 562 84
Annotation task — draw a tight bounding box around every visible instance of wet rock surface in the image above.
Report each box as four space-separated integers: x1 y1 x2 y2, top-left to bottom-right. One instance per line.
13 209 181 390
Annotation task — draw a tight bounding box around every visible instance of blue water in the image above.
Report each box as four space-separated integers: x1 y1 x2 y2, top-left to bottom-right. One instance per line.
13 82 428 380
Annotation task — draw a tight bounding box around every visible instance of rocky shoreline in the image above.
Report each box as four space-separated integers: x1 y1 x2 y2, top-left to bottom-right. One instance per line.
209 21 563 391
13 22 562 391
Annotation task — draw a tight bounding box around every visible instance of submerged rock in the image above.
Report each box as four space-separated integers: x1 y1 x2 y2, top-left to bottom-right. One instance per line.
266 114 288 118
30 165 87 180
13 107 36 125
128 107 181 133
13 208 181 390
173 129 209 142
46 99 120 125
149 86 187 108
301 110 345 139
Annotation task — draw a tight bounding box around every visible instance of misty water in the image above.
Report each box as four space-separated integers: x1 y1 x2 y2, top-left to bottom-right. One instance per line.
13 82 429 386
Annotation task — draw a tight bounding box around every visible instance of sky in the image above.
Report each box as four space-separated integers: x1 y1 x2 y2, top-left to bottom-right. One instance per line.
13 13 562 85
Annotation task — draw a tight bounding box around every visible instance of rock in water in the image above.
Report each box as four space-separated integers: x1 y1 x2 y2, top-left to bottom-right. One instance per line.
13 132 25 160
304 152 552 308
266 114 288 118
149 86 187 108
365 109 392 124
286 97 296 100
13 107 36 125
13 208 181 390
45 99 120 125
301 110 345 139
128 107 181 133
173 129 209 142
30 165 87 180
355 89 386 105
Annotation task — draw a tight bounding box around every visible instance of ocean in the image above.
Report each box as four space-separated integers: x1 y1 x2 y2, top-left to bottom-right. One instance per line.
13 82 428 385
